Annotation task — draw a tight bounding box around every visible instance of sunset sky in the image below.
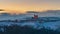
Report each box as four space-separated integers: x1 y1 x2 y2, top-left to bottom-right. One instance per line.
0 0 60 14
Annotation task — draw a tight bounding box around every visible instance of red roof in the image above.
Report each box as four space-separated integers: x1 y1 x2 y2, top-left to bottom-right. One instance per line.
34 15 38 19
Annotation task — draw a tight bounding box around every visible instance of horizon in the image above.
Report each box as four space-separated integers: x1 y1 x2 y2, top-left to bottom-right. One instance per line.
0 10 60 14
0 10 60 15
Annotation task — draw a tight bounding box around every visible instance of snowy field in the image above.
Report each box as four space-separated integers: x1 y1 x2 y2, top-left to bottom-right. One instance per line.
0 12 60 33
0 18 60 32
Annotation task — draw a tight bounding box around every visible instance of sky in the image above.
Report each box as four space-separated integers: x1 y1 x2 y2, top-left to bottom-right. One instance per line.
0 0 60 14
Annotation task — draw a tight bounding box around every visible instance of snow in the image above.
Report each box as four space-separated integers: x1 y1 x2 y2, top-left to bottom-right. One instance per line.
0 13 60 32
0 21 60 31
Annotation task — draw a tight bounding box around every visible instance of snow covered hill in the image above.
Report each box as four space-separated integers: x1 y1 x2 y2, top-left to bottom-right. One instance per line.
0 18 60 32
0 10 60 32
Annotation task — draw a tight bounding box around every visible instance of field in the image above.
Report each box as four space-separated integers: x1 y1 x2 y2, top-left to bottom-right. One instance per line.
0 17 60 34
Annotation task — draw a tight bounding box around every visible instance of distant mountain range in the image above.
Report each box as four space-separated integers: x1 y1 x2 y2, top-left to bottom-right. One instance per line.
26 10 60 14
26 10 60 17
0 10 60 17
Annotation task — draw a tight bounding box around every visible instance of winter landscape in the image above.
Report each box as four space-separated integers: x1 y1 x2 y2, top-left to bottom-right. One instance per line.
0 0 60 34
0 10 60 34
